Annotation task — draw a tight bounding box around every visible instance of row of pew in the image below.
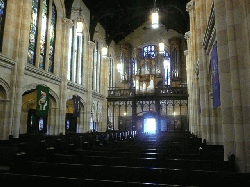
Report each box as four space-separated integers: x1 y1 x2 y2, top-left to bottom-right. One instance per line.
1 131 250 186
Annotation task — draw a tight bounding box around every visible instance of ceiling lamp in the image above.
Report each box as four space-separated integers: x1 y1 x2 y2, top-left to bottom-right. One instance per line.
102 47 108 58
159 42 165 53
151 0 159 29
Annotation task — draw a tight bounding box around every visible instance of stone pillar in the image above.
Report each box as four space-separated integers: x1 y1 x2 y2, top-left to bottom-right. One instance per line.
78 105 84 133
224 0 245 172
214 0 235 162
2 100 10 140
59 18 74 135
55 108 59 135
241 0 250 173
195 0 210 141
12 0 32 138
0 100 6 139
86 41 95 132
49 108 56 135
186 1 196 135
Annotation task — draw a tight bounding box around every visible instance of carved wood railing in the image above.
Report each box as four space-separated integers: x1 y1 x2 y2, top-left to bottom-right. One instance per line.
108 87 188 97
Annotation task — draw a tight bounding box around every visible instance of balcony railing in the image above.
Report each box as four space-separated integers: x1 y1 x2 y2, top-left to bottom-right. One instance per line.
108 87 188 97
155 87 188 95
108 88 136 97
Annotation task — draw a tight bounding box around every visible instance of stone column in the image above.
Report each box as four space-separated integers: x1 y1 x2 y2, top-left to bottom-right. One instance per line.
59 18 73 135
224 0 245 172
195 0 211 141
49 108 56 135
0 100 6 139
2 100 10 140
86 41 95 132
214 0 235 162
186 1 196 135
78 105 84 133
12 0 32 138
55 108 59 135
241 0 250 173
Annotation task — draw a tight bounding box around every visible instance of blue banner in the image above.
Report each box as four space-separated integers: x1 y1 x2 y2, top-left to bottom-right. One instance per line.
211 42 221 109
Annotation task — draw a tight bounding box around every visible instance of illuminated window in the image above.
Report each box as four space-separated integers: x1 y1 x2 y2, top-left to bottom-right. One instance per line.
28 0 57 72
92 41 101 92
39 117 44 131
108 55 114 88
67 21 85 85
48 3 57 73
143 45 156 58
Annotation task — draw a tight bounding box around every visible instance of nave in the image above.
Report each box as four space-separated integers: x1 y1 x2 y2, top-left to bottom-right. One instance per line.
0 131 249 186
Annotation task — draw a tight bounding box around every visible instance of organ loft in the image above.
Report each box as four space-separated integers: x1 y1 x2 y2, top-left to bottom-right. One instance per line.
0 0 250 186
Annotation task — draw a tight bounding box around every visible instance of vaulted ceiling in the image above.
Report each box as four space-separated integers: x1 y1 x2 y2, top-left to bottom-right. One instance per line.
65 0 190 45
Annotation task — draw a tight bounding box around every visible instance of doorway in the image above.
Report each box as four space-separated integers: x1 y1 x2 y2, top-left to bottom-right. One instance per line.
27 109 47 135
143 118 156 134
65 113 77 134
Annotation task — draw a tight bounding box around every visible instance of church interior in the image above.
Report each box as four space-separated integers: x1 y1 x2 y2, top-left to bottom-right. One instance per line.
1 0 250 185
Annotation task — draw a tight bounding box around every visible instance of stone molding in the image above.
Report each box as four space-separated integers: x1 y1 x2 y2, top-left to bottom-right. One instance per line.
0 77 11 93
0 53 16 69
92 91 106 99
24 64 62 85
186 0 195 13
22 83 59 101
67 81 88 94
88 41 95 48
0 99 10 103
184 50 189 56
62 18 74 27
66 93 86 105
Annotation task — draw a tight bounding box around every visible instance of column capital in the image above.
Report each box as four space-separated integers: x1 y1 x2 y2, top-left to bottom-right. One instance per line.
62 18 74 28
184 50 189 56
88 41 96 48
186 0 195 13
184 31 191 40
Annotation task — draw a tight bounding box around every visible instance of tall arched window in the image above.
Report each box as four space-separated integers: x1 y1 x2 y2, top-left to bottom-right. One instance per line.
0 0 7 52
108 55 114 88
92 41 100 92
67 21 85 85
27 0 57 72
48 2 57 73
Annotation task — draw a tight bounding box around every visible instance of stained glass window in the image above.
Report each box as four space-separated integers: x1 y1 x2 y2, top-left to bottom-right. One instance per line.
39 117 44 131
143 45 156 58
75 35 80 82
48 2 57 73
39 0 48 69
28 0 39 65
67 27 73 80
80 34 84 84
0 0 6 51
109 56 113 88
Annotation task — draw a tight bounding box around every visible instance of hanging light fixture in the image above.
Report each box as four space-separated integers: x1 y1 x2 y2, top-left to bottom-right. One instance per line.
102 46 108 58
151 0 159 29
159 42 165 53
